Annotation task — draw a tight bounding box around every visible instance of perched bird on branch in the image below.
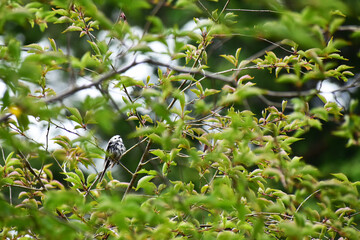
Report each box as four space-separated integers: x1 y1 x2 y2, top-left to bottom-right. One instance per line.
98 135 126 183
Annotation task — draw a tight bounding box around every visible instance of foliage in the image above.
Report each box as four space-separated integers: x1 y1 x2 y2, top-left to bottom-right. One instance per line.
1 0 360 239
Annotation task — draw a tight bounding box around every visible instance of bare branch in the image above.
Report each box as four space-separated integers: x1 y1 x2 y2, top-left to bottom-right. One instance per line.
213 33 294 54
6 184 45 191
45 60 142 104
122 140 152 201
20 153 47 191
167 47 206 110
226 8 281 13
218 0 231 21
196 0 216 22
295 189 321 214
142 0 166 37
84 137 148 197
264 89 317 98
144 58 235 83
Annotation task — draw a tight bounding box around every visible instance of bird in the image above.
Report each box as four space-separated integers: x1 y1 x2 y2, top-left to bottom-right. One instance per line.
98 135 126 183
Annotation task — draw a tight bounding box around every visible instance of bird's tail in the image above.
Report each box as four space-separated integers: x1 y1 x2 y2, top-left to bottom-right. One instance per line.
98 157 111 184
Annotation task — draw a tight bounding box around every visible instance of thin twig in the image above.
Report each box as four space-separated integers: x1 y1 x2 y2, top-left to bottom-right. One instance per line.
123 137 149 155
45 121 51 152
0 146 6 164
6 184 44 191
217 0 231 21
108 10 126 47
145 58 235 83
196 0 216 22
84 137 148 197
226 8 281 13
122 140 152 201
213 33 294 54
142 0 166 38
338 25 360 31
264 89 317 98
167 46 206 110
295 189 321 214
20 153 47 191
45 60 142 104
246 41 283 61
141 156 159 166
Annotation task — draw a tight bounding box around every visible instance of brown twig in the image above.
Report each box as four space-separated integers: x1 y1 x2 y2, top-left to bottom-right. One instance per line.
226 8 281 13
45 60 142 104
122 140 152 201
20 153 47 191
142 0 166 38
84 137 148 197
217 0 231 21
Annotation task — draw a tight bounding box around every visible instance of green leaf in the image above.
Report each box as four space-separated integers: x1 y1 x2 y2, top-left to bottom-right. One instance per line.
150 149 166 161
75 169 85 183
331 173 349 182
116 76 145 87
87 40 101 56
129 44 152 52
137 169 158 175
24 43 44 52
5 158 21 168
7 39 21 62
135 175 156 191
308 118 322 130
48 38 57 51
329 17 345 34
316 94 327 104
235 48 241 60
44 190 84 210
204 88 220 97
310 107 328 121
63 172 83 187
66 107 83 124
168 74 196 82
336 64 353 72
19 60 42 83
169 148 181 161
282 100 287 112
62 25 83 33
220 54 237 66
4 152 14 164
147 16 164 33
276 74 300 84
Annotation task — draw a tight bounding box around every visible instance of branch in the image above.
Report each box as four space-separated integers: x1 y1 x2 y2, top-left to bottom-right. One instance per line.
338 25 360 31
295 189 321 214
226 8 281 13
45 60 142 104
122 140 152 201
6 184 44 191
217 0 231 22
213 33 294 54
84 137 148 197
264 74 360 98
196 0 216 22
144 59 236 83
19 153 47 191
264 89 317 98
142 0 166 37
143 59 323 99
167 46 205 110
